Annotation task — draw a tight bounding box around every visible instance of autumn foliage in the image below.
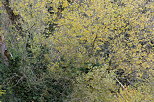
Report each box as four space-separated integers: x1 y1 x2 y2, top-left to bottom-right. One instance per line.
0 0 153 102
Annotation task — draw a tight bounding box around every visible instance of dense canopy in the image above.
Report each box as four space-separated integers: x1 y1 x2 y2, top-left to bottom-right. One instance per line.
0 0 153 102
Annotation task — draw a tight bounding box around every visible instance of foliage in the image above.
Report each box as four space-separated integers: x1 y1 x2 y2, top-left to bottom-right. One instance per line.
0 86 5 96
116 85 153 102
0 0 153 102
67 65 117 102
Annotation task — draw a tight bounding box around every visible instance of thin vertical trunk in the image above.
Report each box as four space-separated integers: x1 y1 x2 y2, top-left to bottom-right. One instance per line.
0 35 12 66
2 0 22 32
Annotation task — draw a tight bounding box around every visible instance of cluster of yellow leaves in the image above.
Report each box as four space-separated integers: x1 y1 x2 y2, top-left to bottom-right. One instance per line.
50 0 153 70
116 86 153 102
0 86 5 96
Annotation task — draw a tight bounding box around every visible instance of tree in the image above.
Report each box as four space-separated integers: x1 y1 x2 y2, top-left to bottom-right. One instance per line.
0 0 153 101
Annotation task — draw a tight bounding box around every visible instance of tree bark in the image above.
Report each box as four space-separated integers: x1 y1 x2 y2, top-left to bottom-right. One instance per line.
2 0 22 32
0 35 12 66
